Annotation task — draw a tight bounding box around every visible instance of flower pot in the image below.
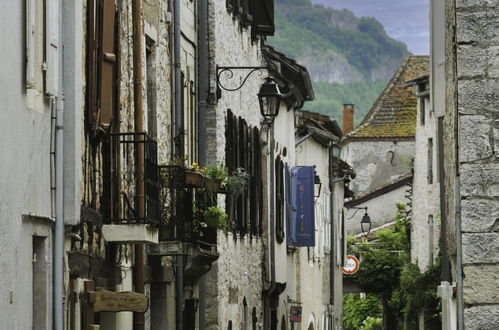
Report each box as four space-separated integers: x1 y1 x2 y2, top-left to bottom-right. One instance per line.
185 171 204 187
205 179 222 192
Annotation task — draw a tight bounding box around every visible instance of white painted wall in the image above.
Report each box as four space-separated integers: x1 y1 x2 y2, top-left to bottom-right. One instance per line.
345 186 408 235
341 140 414 194
0 1 54 328
411 95 440 270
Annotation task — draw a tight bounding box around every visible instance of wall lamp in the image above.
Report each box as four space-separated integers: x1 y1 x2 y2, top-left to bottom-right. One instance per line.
314 172 322 199
347 206 372 236
216 66 282 126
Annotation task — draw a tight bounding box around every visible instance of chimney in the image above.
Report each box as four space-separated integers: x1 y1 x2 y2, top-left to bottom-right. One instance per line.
342 104 355 135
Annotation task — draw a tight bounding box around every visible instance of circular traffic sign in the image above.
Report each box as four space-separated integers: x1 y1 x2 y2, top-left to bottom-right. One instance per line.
342 255 360 275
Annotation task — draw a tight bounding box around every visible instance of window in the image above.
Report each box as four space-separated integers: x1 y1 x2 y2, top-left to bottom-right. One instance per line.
252 308 257 330
428 215 434 263
225 110 263 236
86 0 118 138
427 138 433 184
420 97 425 126
243 298 248 330
26 0 59 110
146 35 157 138
33 237 49 330
276 157 285 243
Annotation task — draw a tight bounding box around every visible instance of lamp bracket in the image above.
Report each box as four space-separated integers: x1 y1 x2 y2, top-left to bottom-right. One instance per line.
216 66 268 92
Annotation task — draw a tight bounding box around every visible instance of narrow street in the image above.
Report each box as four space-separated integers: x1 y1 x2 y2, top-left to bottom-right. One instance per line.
0 0 497 329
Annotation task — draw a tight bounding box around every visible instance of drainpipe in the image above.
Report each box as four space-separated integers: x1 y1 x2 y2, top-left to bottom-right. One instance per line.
197 0 209 328
264 126 277 330
455 177 464 330
54 0 65 328
437 118 451 283
132 1 145 329
173 0 184 329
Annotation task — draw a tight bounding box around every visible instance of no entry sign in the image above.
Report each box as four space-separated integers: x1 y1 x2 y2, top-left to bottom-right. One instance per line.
342 255 360 275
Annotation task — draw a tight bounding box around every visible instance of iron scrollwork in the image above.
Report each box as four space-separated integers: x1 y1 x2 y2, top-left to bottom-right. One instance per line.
216 66 268 92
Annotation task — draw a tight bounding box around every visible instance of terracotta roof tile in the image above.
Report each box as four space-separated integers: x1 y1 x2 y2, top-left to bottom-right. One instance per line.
347 56 429 140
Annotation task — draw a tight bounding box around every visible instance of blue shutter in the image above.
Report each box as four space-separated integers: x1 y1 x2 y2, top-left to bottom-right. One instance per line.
290 166 315 247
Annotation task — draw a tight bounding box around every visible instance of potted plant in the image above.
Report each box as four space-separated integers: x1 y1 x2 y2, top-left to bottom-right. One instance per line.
225 167 249 197
204 164 228 192
203 206 230 233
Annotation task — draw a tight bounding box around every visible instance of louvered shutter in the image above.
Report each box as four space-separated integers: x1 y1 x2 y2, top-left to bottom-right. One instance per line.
96 0 117 133
26 0 36 88
87 0 99 127
45 0 59 96
252 0 275 36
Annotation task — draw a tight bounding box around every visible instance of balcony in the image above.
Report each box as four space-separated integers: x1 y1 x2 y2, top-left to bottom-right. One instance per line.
102 132 159 244
149 165 220 277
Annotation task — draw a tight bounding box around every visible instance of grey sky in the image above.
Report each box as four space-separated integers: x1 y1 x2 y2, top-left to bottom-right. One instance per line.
312 0 429 55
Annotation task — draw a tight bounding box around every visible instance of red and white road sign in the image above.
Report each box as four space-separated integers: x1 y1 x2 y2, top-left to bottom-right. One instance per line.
342 255 360 275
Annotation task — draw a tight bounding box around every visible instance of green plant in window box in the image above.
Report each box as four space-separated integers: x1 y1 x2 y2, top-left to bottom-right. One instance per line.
204 163 228 181
225 167 249 197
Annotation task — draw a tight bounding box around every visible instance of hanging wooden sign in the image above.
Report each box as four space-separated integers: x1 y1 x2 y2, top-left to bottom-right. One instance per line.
93 290 149 313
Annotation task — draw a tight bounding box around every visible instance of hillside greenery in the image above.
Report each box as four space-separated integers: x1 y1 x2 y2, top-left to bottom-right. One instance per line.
269 0 408 125
312 80 386 126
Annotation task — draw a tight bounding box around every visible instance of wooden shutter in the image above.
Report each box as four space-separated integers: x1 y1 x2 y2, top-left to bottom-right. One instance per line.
252 0 275 36
96 0 117 133
26 0 36 88
45 0 59 96
87 0 99 128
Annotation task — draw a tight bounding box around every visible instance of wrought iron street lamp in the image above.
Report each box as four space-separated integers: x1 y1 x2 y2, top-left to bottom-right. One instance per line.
347 206 373 236
360 212 372 236
216 66 282 126
258 77 282 126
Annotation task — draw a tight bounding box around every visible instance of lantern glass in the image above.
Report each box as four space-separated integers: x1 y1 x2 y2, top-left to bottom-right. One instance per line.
258 77 282 123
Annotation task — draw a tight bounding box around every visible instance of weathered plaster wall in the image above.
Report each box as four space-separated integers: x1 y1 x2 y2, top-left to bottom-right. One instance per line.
0 1 53 328
341 140 415 194
411 96 440 270
346 186 408 234
452 0 499 327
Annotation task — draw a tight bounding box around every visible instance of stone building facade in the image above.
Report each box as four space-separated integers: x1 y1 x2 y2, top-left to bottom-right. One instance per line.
341 56 429 234
434 0 499 328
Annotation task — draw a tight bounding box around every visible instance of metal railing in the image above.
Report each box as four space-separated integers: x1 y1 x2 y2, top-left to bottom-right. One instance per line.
110 132 159 225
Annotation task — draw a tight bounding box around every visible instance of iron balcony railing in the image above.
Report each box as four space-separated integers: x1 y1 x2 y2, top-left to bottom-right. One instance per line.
110 132 159 226
158 165 217 246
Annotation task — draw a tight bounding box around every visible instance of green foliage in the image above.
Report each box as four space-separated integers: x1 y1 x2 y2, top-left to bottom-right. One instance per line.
203 163 228 181
204 206 230 232
360 316 383 330
270 1 408 77
310 80 386 126
225 167 249 197
399 260 442 329
343 294 382 330
348 204 442 328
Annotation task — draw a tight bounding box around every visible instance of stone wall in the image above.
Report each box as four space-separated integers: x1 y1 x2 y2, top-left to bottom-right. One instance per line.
205 1 268 328
453 0 499 327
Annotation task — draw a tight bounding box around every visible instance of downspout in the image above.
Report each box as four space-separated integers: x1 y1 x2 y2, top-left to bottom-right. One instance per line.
455 177 464 330
263 125 277 330
197 0 209 328
173 0 184 329
54 0 65 328
132 1 145 330
437 118 451 282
